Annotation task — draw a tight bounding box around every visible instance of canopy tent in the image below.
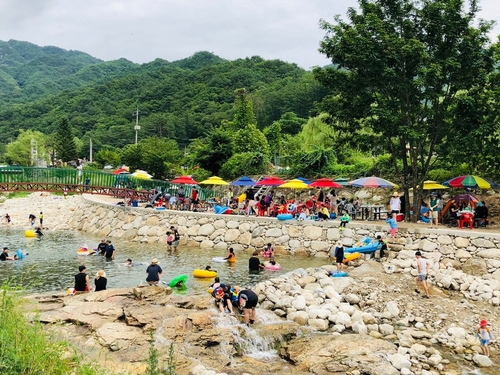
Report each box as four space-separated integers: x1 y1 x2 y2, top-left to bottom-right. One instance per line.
442 194 479 220
199 176 229 185
309 178 344 189
171 176 198 185
256 176 286 186
278 179 311 189
230 176 256 186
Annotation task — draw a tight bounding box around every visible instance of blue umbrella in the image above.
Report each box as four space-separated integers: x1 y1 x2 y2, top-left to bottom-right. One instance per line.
296 177 311 185
349 176 398 188
230 176 257 186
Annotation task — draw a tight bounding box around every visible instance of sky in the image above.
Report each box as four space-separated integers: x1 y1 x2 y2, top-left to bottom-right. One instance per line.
0 0 499 70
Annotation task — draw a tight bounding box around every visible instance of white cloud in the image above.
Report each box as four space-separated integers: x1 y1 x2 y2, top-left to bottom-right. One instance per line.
0 0 498 69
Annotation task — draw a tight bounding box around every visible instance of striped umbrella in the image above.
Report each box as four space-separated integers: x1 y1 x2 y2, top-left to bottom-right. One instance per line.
443 175 498 189
349 176 398 188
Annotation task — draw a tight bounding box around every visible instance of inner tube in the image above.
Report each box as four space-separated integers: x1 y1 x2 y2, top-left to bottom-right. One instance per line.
16 249 26 260
277 213 293 221
212 257 227 263
77 248 95 256
193 269 218 278
330 271 349 278
343 252 360 263
169 274 188 288
265 262 282 271
24 230 37 238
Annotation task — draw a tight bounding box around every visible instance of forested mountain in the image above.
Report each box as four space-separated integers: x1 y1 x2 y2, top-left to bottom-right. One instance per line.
0 40 140 106
0 44 328 152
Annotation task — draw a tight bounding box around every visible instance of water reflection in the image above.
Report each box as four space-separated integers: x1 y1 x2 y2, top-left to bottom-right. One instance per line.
0 228 328 294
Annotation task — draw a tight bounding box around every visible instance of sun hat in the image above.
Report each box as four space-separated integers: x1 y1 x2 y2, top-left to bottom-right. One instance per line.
430 191 437 196
96 270 106 278
480 319 488 326
392 192 399 197
151 258 159 264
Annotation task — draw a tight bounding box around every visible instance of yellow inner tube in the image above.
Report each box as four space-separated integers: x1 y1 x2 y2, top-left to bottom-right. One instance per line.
25 230 37 238
193 269 218 278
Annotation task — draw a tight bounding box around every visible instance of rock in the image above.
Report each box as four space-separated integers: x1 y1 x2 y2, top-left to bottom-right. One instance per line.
472 354 493 367
379 323 394 336
198 224 215 236
471 238 496 248
410 343 427 355
344 293 360 305
388 353 411 370
419 239 437 251
427 354 442 366
292 296 306 310
385 301 400 318
437 235 453 245
308 319 329 331
462 258 488 276
95 322 147 351
335 311 351 326
292 311 309 326
455 249 472 259
224 228 240 242
303 226 323 240
476 248 500 259
454 237 469 248
265 228 283 237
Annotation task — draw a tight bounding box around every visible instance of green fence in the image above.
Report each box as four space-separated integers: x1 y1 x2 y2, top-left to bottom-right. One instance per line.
0 167 217 200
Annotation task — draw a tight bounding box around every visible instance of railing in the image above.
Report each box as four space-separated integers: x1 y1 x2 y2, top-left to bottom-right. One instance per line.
0 167 217 200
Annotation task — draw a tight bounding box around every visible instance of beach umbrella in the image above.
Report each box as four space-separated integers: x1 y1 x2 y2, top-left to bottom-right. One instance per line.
296 177 312 185
256 176 286 186
199 176 229 185
309 178 344 189
334 178 349 186
410 181 448 191
171 176 199 185
348 176 398 188
278 179 311 189
230 176 256 186
111 167 130 175
131 170 152 179
442 175 498 189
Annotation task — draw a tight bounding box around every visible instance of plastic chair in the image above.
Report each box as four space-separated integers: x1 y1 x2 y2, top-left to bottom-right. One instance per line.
459 213 474 230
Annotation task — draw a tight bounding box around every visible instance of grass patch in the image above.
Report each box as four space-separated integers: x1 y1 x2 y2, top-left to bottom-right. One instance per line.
5 192 31 199
0 284 103 375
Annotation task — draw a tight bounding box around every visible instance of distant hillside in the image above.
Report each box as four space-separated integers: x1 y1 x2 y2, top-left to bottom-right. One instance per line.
0 42 329 155
0 39 139 106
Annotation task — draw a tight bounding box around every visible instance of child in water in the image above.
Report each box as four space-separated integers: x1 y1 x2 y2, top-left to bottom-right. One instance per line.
166 231 173 250
476 319 492 357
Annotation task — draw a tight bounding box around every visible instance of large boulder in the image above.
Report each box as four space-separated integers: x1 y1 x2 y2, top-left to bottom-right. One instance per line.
462 258 488 276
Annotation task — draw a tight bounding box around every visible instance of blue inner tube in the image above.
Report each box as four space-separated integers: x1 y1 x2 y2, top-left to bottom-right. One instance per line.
330 271 348 278
277 213 293 221
420 206 430 223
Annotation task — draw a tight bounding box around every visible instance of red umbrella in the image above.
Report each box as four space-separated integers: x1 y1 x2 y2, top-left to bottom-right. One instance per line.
171 176 198 185
111 168 129 175
309 178 343 188
256 176 286 186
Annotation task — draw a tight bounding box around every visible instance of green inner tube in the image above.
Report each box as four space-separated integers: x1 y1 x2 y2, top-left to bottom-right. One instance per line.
169 274 188 288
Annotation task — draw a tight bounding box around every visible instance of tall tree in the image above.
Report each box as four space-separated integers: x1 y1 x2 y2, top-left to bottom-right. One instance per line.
314 0 495 221
5 130 48 166
55 118 78 163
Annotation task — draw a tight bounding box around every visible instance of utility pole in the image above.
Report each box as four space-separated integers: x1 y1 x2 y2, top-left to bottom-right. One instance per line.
89 138 93 163
133 107 140 144
30 139 38 167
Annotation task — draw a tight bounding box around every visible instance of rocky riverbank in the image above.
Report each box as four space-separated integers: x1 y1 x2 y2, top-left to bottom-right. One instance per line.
27 258 498 375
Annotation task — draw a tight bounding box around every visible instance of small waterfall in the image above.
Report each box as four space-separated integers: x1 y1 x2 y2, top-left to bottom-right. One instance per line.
213 309 290 360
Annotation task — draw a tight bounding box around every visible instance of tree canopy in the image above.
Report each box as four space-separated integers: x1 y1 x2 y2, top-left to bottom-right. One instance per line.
314 0 498 219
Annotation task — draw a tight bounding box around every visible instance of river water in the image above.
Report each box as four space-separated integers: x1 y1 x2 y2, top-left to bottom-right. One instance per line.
0 228 328 293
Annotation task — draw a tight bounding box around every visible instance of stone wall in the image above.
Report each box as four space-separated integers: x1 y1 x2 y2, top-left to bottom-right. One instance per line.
72 197 500 273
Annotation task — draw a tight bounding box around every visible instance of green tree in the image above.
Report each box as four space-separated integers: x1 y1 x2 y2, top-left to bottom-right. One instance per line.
5 130 48 166
314 0 495 220
233 124 270 156
95 149 121 168
189 128 234 175
220 152 270 180
55 118 78 162
230 88 256 131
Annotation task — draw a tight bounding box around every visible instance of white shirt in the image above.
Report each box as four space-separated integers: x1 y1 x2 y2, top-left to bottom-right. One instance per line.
417 258 428 275
390 197 401 211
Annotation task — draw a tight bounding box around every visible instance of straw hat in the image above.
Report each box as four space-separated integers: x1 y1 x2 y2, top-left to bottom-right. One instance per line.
151 258 159 264
392 192 399 197
96 270 106 278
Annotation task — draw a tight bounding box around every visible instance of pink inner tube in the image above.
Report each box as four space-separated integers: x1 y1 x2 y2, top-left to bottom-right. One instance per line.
265 263 282 270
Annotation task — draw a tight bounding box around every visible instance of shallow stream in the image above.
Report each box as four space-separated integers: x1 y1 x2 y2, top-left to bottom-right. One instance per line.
0 228 327 293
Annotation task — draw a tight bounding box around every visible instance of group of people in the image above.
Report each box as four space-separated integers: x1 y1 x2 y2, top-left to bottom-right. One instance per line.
73 265 107 293
210 277 259 326
0 247 27 261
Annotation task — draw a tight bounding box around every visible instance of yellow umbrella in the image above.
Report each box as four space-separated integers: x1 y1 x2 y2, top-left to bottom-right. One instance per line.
410 180 448 190
199 176 229 185
131 170 152 179
278 179 311 189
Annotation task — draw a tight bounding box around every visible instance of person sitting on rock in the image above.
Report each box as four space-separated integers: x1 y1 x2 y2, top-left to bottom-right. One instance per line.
339 213 350 231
